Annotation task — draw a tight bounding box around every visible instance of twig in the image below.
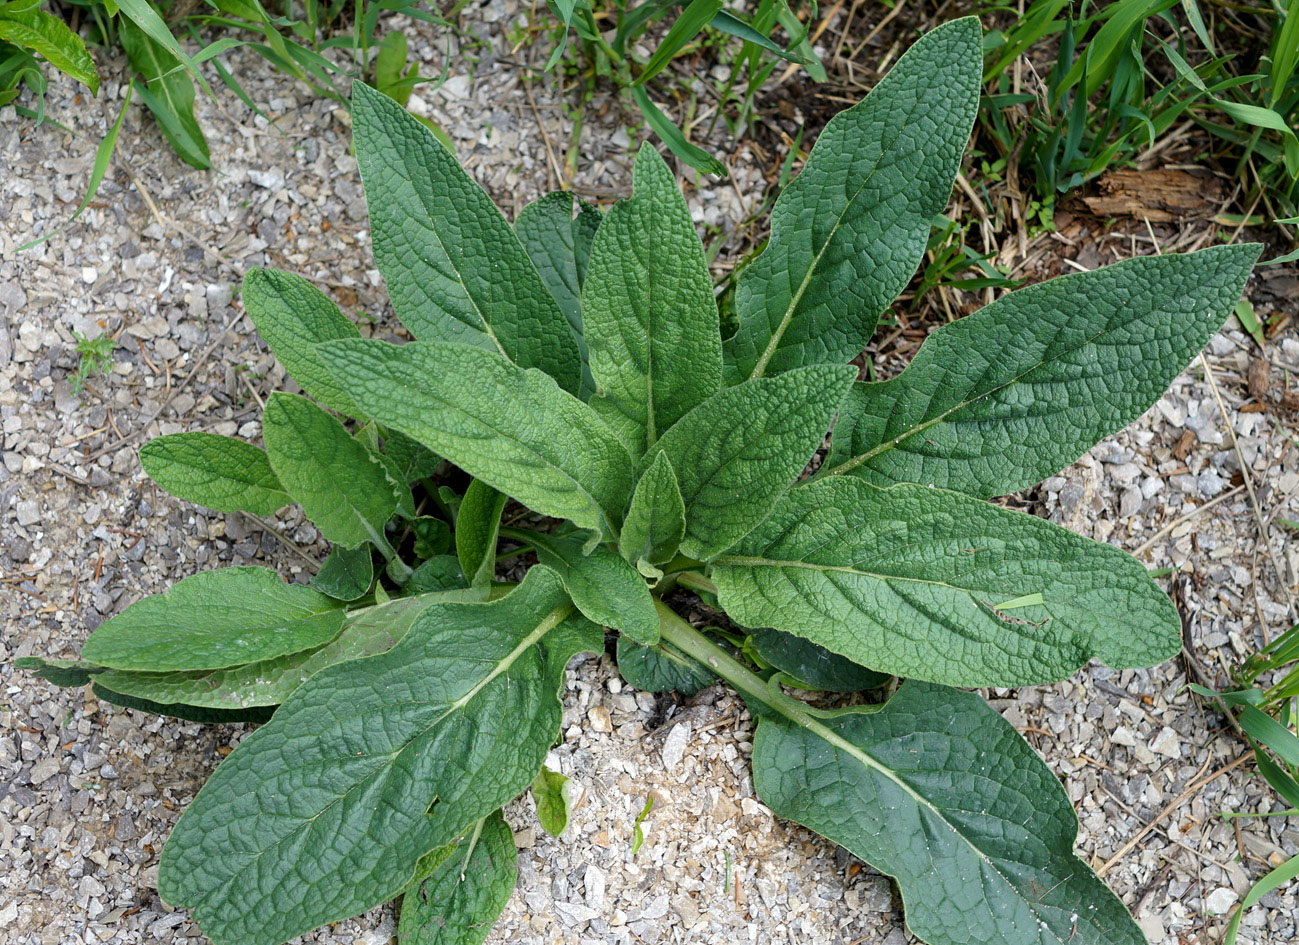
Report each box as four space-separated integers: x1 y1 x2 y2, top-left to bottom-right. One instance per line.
1134 485 1245 556
1096 753 1251 876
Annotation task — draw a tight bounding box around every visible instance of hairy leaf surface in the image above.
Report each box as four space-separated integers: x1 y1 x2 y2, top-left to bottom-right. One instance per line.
81 567 345 672
583 145 722 452
523 530 659 644
242 268 363 417
647 364 856 559
723 17 980 381
712 477 1178 685
826 244 1261 497
618 451 686 569
398 811 518 945
318 339 633 539
158 567 599 945
92 591 478 709
352 83 581 393
754 681 1144 945
514 191 602 395
262 393 400 548
141 433 288 516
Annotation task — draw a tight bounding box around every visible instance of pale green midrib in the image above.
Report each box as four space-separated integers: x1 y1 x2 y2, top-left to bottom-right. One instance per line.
391 143 509 361
816 285 1195 481
747 113 916 381
186 600 573 915
655 607 1077 945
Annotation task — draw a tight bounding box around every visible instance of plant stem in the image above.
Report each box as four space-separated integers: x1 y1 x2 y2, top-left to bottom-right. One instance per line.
674 571 717 595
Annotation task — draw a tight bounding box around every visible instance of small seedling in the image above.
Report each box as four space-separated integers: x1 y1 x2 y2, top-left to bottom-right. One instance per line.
20 19 1261 945
69 331 117 397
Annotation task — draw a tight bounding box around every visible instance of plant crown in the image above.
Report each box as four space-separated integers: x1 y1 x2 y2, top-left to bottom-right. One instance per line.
20 17 1262 945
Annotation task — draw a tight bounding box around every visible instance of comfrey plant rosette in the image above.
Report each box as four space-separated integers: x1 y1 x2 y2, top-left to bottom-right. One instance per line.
19 17 1261 945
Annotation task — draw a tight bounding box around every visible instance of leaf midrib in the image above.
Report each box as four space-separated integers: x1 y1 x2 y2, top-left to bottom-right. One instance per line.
817 288 1165 481
193 600 573 916
777 710 1078 945
746 112 914 380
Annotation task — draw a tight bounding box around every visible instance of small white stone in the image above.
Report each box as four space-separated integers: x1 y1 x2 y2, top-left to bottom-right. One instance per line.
661 722 691 772
81 266 97 284
1205 887 1239 915
1151 726 1181 759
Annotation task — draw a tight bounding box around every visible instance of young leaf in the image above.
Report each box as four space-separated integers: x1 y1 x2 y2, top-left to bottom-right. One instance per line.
825 244 1262 497
383 429 442 482
645 364 856 559
514 191 602 395
92 591 480 709
747 626 889 692
618 451 686 569
351 82 582 394
753 681 1147 945
157 567 599 945
522 529 659 644
457 479 507 589
311 544 374 601
583 144 723 454
0 8 99 92
722 17 981 381
531 767 572 837
409 555 472 594
711 477 1180 686
140 432 288 516
398 811 518 945
118 17 210 169
411 516 452 559
262 392 400 550
80 567 345 672
317 339 634 540
242 268 363 418
616 634 715 696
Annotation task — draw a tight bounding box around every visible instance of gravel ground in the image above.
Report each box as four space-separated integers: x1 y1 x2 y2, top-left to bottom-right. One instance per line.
4 5 1299 944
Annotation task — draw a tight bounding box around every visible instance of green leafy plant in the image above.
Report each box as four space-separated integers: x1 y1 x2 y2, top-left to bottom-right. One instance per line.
538 0 823 175
19 18 1263 945
1192 620 1299 942
981 0 1299 223
0 0 99 118
69 329 117 396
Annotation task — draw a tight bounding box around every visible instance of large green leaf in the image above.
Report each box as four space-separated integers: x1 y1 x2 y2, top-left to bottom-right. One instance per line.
242 268 362 418
92 591 479 709
754 680 1145 945
317 339 634 540
514 191 602 396
456 479 506 589
618 451 686 570
140 432 288 516
158 567 600 945
350 82 581 394
826 244 1261 497
646 364 856 559
262 392 399 549
582 144 722 453
398 811 518 945
118 16 209 169
522 529 659 644
0 8 99 92
80 567 345 672
711 476 1179 686
722 17 980 381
